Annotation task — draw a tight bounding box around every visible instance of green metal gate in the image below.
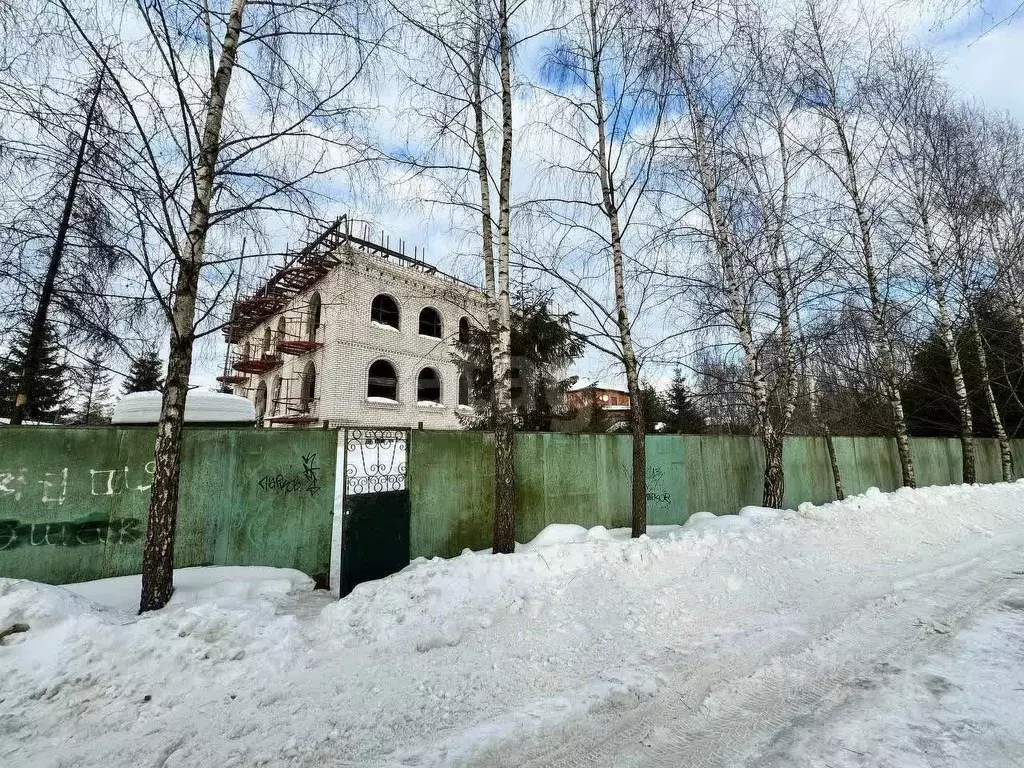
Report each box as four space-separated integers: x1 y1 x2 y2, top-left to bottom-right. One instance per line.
339 428 410 597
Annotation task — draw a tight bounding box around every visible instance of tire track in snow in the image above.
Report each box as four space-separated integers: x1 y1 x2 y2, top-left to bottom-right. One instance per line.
480 539 1024 768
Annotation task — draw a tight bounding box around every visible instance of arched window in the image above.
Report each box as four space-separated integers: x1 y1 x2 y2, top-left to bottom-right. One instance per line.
371 294 400 329
458 374 469 406
276 315 287 343
254 380 267 422
370 360 397 399
300 362 317 412
367 360 398 400
262 326 272 355
417 367 441 404
419 307 442 338
458 317 470 344
307 292 322 342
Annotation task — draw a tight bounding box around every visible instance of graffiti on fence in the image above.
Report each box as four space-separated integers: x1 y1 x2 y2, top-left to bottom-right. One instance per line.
0 516 142 551
0 462 156 505
257 452 322 497
619 462 672 507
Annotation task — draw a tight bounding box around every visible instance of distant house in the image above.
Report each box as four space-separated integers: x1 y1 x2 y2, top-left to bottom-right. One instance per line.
565 381 631 413
222 217 488 429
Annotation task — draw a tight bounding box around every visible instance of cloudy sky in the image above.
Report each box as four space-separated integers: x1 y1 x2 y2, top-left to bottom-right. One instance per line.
185 0 1024 394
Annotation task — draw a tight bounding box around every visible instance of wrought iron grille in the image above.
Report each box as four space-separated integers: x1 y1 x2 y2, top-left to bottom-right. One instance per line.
344 428 408 494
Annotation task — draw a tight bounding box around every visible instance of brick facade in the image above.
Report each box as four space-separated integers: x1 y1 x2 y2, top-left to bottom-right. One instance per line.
230 244 488 429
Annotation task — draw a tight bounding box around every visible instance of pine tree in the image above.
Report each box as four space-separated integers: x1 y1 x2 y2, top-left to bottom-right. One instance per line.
0 323 69 423
665 368 706 434
76 352 112 425
122 348 165 394
457 289 585 430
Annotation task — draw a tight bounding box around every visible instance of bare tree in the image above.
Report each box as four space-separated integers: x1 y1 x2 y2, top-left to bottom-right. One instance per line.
648 0 824 506
387 0 519 551
526 0 671 533
794 0 916 487
59 0 377 610
874 45 979 482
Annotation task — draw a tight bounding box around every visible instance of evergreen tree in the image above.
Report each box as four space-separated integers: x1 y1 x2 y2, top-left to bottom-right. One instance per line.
638 381 669 432
903 292 1024 439
457 289 585 430
0 323 69 423
122 348 165 394
75 352 112 425
664 368 706 434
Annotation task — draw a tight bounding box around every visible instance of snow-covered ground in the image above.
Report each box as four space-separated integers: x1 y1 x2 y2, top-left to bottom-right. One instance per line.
3 483 1024 767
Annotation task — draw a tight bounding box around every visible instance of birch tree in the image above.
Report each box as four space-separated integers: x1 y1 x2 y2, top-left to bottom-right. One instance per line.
650 0 818 506
795 0 916 487
389 0 519 552
875 47 978 482
59 0 377 610
528 0 669 533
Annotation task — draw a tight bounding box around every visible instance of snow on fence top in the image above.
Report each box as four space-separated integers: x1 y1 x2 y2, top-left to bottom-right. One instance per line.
111 391 257 424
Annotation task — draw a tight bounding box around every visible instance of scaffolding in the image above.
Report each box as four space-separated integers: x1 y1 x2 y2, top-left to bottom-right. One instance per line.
224 214 478 345
231 345 282 375
274 307 325 357
266 367 319 425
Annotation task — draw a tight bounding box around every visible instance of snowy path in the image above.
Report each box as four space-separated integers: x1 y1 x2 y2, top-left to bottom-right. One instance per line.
3 483 1024 767
497 536 1024 768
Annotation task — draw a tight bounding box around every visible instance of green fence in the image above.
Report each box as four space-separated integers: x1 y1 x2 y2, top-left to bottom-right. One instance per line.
0 427 337 584
4 426 1020 587
408 432 1023 558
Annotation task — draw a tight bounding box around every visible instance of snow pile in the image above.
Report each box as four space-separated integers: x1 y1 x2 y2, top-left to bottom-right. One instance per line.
3 482 1024 767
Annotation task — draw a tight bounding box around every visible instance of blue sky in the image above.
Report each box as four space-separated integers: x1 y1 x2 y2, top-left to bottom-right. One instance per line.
188 0 1024 394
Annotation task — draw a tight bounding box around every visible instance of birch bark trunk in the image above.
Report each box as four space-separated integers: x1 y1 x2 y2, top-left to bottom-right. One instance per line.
966 306 1013 482
922 208 975 483
838 131 915 488
140 0 246 612
682 73 777 505
960 248 1014 482
490 0 516 554
803 6 914 486
587 0 646 535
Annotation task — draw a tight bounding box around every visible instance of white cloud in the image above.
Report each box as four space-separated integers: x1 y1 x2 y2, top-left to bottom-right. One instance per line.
939 20 1024 118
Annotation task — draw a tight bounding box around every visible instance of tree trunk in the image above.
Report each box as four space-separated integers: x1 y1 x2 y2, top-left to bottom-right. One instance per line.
680 72 779 504
922 208 974 483
796 294 844 501
762 430 785 508
10 77 103 425
967 303 1013 482
140 0 246 612
1002 265 1024 362
838 128 915 488
588 0 645 535
823 424 844 501
490 0 516 554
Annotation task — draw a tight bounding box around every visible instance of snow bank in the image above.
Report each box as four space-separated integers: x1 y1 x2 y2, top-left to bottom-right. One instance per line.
4 482 1024 768
64 566 314 612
